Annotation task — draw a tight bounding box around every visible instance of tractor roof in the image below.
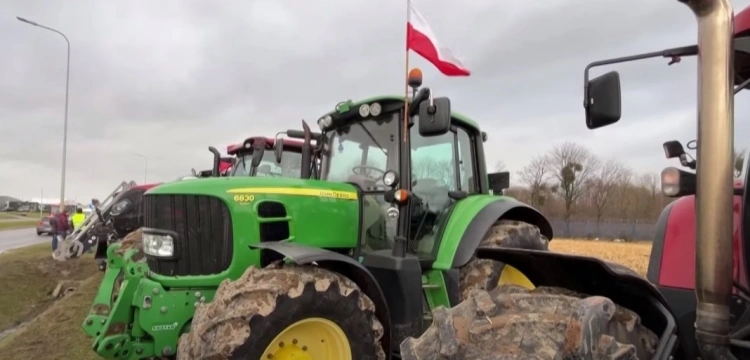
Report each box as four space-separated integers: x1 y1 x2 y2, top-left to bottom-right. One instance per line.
319 95 481 133
226 137 304 155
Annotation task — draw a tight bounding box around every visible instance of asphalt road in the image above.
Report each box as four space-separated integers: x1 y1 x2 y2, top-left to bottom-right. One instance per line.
0 228 49 254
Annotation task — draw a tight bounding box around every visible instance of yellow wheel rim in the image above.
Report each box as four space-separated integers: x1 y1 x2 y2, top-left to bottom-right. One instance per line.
498 265 535 290
261 317 351 360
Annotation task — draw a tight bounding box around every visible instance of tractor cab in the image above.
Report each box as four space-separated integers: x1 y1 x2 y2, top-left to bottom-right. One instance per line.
308 68 514 259
226 136 306 178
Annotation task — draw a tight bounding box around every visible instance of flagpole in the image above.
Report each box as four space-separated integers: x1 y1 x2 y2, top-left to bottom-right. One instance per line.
403 0 411 143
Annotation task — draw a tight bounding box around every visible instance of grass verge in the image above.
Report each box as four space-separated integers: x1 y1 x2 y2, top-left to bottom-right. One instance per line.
0 220 39 231
0 273 104 360
0 243 100 344
0 212 41 220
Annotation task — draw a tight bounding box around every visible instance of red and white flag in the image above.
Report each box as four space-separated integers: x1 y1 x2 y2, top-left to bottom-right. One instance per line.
406 1 471 77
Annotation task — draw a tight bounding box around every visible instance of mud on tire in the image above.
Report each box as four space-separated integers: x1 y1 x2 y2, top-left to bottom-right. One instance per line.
458 220 549 300
401 285 659 360
177 265 386 360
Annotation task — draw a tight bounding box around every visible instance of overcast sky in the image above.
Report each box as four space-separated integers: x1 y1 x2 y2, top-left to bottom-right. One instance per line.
3 0 750 203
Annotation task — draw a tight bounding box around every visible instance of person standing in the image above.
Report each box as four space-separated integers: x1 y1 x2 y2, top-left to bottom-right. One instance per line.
71 208 85 230
50 211 60 257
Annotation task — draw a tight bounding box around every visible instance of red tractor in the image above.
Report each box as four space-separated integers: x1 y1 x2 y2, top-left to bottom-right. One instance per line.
555 0 744 358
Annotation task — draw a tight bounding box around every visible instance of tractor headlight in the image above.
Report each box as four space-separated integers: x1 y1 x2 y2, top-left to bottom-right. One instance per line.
661 167 681 197
359 104 370 117
109 199 131 216
369 102 382 116
143 231 175 257
661 166 698 198
383 170 399 187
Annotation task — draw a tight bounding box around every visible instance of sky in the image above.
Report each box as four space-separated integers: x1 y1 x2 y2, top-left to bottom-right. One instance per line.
3 0 750 203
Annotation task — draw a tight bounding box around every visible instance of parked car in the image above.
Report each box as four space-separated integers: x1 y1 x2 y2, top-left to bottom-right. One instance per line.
36 216 54 236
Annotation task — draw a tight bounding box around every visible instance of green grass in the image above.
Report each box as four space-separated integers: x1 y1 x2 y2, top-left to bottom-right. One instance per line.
0 220 38 231
0 273 104 360
0 243 102 360
0 212 42 220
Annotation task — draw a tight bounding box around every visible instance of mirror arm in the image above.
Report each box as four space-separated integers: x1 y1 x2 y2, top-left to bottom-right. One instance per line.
583 45 698 109
735 76 750 94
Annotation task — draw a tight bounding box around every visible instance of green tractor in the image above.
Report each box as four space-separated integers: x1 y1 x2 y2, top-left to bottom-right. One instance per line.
84 71 561 359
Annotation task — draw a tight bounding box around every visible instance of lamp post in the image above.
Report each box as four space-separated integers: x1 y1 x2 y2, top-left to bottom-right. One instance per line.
17 16 71 209
133 153 148 184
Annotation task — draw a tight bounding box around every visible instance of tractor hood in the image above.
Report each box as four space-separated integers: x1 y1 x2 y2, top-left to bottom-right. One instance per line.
145 177 359 202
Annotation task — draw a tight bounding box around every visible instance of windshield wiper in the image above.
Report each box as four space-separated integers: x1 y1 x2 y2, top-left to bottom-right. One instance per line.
358 123 387 156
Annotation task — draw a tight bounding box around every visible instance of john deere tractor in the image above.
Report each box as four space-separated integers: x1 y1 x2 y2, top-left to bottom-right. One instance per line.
83 68 567 359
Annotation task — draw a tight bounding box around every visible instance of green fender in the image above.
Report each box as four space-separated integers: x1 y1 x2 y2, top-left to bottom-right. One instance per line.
432 195 553 270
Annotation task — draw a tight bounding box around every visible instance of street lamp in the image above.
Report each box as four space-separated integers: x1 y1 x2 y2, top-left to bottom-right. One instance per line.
17 16 71 209
132 153 148 184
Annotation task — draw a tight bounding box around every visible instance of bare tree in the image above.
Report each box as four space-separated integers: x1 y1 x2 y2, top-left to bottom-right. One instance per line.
548 142 600 220
590 159 627 223
517 155 552 208
494 161 507 172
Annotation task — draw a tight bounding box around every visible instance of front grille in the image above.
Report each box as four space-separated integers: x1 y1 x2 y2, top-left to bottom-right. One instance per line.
143 194 233 276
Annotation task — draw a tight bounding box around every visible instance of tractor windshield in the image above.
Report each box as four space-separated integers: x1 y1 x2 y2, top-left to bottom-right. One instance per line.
320 112 400 189
231 149 302 178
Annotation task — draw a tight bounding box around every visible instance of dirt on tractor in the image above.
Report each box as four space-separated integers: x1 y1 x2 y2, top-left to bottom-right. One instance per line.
0 243 100 345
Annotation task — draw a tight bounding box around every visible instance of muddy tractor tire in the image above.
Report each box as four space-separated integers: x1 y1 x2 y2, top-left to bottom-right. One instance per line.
401 285 659 360
177 265 386 360
458 220 549 301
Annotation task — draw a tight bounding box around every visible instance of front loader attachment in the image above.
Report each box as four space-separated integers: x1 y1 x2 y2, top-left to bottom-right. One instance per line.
54 181 137 262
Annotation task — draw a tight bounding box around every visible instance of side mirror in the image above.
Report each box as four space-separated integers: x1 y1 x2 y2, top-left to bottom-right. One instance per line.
274 136 284 164
488 171 510 194
250 140 265 169
663 140 685 159
418 97 451 137
585 71 621 129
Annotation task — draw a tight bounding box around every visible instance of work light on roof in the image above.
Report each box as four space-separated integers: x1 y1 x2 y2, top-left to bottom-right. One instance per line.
369 102 382 117
317 115 332 130
359 104 370 117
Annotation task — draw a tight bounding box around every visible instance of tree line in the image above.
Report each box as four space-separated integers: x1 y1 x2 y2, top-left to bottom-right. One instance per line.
496 142 746 224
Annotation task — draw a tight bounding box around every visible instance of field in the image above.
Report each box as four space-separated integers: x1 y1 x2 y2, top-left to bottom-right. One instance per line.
0 239 652 360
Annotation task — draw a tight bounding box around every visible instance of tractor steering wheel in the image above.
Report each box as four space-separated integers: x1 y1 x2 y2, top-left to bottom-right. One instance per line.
351 165 386 179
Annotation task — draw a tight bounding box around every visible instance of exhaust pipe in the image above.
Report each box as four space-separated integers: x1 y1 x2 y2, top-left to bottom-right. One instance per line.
680 0 736 358
208 146 221 177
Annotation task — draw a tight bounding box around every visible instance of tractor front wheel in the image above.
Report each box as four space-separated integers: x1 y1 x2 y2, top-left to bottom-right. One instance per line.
177 265 386 360
458 219 549 301
401 285 659 359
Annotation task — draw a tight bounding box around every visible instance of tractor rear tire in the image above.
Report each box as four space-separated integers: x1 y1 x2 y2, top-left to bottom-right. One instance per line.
458 219 549 301
177 265 386 360
401 285 659 360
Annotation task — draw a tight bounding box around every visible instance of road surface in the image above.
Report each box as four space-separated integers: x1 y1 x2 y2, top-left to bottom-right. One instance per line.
0 228 49 254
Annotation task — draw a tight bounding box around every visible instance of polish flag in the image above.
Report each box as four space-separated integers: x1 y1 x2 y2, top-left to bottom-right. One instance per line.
407 1 471 77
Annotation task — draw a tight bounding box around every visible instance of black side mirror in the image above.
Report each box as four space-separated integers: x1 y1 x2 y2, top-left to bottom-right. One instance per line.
274 135 284 164
663 140 686 159
585 71 622 129
418 97 451 137
488 171 510 194
250 140 265 169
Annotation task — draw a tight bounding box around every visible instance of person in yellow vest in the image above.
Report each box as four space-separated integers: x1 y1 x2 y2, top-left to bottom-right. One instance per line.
71 208 86 230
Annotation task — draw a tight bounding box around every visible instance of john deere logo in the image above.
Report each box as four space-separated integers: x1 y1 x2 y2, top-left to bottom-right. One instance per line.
152 322 179 332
